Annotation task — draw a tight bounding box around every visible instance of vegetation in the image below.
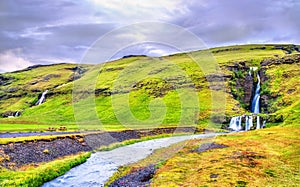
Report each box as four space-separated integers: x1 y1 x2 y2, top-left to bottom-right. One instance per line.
0 152 91 187
151 126 300 186
0 44 299 186
0 133 83 145
106 125 299 186
0 44 298 131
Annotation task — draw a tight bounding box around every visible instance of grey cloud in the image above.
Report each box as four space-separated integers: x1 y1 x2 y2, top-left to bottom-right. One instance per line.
0 0 299 72
172 0 300 46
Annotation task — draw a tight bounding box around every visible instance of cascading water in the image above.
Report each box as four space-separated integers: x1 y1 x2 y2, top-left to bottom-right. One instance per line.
36 90 48 105
251 73 261 129
245 116 253 131
251 73 260 114
228 68 264 131
14 111 20 117
229 116 242 131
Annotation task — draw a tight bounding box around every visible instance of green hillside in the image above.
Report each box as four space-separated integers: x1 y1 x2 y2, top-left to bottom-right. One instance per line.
0 44 299 131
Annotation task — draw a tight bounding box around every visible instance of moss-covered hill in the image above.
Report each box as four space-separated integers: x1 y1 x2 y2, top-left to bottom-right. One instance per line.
0 44 299 131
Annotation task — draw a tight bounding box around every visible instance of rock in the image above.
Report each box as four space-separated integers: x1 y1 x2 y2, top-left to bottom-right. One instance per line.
261 54 300 67
2 111 15 118
43 74 61 81
122 54 147 58
192 142 228 153
211 115 230 124
0 75 13 86
210 174 219 178
7 87 18 93
109 164 156 187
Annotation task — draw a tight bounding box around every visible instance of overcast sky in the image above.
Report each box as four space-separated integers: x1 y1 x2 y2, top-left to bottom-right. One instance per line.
0 0 299 72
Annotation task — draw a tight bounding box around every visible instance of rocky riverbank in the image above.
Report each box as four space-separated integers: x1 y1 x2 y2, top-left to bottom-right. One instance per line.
0 127 201 169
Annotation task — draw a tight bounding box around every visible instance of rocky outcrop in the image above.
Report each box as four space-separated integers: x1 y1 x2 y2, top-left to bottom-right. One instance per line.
273 44 300 54
66 66 87 81
228 61 254 109
0 75 13 86
1 111 21 118
261 54 300 67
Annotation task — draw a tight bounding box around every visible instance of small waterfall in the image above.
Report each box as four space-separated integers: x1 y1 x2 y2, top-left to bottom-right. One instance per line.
229 116 242 131
245 116 253 131
262 120 266 128
256 116 261 129
251 73 260 113
249 67 257 77
249 116 253 129
14 111 20 117
36 90 48 105
245 116 249 131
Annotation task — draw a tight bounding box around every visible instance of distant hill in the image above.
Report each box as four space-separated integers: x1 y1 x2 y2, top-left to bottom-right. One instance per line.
0 44 299 131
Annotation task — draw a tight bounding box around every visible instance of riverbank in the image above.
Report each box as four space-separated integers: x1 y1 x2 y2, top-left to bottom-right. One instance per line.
43 133 221 186
0 127 206 186
0 127 202 169
106 126 300 186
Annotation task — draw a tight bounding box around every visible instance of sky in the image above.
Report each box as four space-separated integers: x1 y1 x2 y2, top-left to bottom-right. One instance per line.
0 0 299 72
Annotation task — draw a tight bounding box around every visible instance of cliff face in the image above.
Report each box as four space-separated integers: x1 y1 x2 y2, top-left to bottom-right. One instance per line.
228 54 299 122
228 62 254 110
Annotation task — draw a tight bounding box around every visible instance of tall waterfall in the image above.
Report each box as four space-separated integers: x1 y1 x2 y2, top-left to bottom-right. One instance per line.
250 73 261 129
36 90 48 105
251 73 260 113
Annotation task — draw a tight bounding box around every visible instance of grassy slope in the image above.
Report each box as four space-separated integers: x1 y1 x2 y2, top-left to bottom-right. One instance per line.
0 152 91 186
152 126 300 187
100 44 300 186
0 44 298 131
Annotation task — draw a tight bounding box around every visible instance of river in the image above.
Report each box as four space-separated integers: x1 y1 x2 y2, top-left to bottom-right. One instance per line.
43 133 221 187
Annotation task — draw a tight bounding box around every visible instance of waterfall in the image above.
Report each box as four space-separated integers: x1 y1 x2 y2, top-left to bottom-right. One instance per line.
245 116 253 131
262 120 266 128
228 68 266 131
251 73 260 113
36 90 49 105
249 116 253 129
256 116 261 129
14 111 20 117
229 116 242 131
249 67 257 77
245 116 250 131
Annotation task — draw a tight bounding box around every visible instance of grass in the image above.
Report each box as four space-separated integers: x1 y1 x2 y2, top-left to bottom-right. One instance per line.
0 152 91 187
1 44 299 131
0 133 83 145
151 126 300 186
105 139 190 186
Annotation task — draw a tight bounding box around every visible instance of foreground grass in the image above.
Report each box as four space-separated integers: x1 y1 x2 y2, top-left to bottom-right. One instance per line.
105 139 192 186
0 152 91 187
0 133 84 145
152 126 300 186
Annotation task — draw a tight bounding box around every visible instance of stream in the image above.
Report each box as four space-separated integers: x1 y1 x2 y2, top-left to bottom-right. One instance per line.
43 133 222 187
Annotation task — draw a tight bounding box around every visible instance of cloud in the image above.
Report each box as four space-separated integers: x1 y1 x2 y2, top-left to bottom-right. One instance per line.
172 0 300 46
88 0 183 23
0 0 299 72
0 49 33 72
